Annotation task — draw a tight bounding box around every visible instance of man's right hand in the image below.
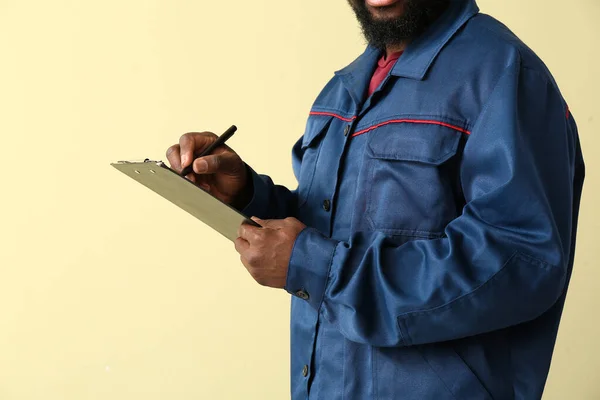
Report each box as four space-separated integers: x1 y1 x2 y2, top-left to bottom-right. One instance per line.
166 132 252 209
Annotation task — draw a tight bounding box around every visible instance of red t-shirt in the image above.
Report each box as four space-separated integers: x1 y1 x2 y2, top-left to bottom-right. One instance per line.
368 51 403 97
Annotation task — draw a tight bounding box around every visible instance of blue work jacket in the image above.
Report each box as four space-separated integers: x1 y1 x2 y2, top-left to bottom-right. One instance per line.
243 0 585 398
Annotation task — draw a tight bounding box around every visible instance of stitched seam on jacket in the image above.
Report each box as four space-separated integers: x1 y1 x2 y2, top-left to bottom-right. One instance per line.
371 346 377 400
309 111 356 122
360 113 470 135
418 350 459 400
451 345 495 399
284 227 309 293
317 239 339 313
468 59 520 137
310 107 356 120
355 119 471 137
368 139 460 164
396 250 552 321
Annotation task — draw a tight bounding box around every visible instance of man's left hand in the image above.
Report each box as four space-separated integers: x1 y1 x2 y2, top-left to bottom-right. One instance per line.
235 217 307 289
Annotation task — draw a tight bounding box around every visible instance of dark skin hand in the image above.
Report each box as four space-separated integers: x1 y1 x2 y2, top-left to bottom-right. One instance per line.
166 131 306 288
235 217 307 289
166 131 251 209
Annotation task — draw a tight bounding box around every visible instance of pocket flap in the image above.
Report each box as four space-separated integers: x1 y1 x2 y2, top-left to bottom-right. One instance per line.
366 120 464 164
301 116 332 149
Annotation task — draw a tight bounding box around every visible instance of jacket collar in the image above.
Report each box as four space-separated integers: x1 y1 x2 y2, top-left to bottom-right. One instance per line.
391 0 479 79
335 0 479 90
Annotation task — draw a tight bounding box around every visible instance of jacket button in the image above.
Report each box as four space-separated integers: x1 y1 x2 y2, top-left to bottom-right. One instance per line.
344 125 351 136
323 199 331 212
302 365 309 377
296 290 310 301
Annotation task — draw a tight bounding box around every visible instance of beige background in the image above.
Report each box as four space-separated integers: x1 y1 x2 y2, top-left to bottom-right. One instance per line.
0 0 597 399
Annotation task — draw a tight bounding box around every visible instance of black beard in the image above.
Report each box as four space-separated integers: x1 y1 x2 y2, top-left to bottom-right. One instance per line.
348 0 450 50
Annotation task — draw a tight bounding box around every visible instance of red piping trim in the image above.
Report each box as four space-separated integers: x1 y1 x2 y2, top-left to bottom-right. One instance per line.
352 119 471 137
309 111 356 122
566 106 570 119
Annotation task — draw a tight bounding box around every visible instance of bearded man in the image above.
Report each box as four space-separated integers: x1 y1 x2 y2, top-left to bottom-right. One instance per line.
167 0 585 398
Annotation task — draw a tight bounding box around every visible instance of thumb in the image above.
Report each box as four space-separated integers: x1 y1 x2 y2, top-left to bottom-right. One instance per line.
252 217 280 228
193 152 242 175
251 216 268 227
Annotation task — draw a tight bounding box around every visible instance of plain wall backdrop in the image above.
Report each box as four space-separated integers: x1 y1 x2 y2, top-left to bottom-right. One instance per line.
0 1 598 399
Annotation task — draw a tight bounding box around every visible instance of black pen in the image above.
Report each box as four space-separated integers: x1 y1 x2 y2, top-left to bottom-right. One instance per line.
180 125 238 177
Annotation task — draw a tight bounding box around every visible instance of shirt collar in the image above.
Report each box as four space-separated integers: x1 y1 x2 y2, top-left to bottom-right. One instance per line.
335 0 479 82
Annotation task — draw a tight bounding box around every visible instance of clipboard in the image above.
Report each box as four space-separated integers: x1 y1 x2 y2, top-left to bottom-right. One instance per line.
111 159 260 242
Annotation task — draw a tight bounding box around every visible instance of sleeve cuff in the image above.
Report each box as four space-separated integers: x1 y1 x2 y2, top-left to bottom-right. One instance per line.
285 227 339 311
241 164 271 219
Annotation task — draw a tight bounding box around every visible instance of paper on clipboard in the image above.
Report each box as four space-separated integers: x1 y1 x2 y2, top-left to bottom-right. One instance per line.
111 159 259 242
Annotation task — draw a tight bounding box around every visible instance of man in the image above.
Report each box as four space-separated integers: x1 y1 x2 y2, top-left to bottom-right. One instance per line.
167 0 585 398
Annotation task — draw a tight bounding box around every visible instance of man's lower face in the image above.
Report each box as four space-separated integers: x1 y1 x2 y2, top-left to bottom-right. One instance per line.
363 0 407 20
348 0 449 49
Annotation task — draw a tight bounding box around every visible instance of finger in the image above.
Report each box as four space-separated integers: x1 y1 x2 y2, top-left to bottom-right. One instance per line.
178 134 196 170
194 174 212 191
252 217 275 227
198 182 210 192
237 222 263 243
248 217 264 228
192 152 241 175
179 132 217 169
234 237 250 255
258 218 284 229
166 144 182 171
189 175 210 189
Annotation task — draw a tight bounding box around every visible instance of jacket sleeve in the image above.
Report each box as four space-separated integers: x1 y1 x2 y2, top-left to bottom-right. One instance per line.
284 60 585 347
241 136 304 220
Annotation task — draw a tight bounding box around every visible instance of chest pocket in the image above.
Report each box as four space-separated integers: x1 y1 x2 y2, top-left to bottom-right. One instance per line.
364 120 466 237
297 116 332 208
